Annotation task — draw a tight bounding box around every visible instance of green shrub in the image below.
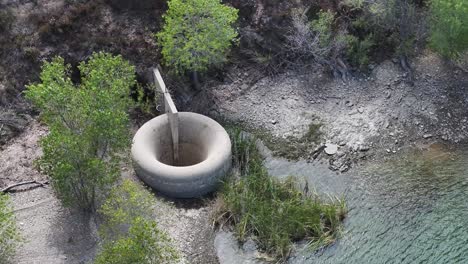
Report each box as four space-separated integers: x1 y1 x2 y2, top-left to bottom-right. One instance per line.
156 0 238 74
95 180 179 264
310 10 335 48
429 0 468 58
25 52 136 211
215 130 346 260
342 0 420 62
345 34 375 68
0 194 21 263
134 82 160 116
98 180 155 239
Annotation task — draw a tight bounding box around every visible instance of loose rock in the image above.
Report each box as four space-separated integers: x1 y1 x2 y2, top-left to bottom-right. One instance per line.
423 134 433 139
324 143 338 155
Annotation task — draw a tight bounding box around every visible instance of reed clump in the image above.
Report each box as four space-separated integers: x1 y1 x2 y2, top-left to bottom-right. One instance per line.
214 128 346 260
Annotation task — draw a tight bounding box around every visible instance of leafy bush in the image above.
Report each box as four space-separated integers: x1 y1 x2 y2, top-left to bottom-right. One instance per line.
95 180 179 264
310 10 335 48
134 83 160 116
343 0 420 61
98 180 155 239
156 0 238 74
345 34 374 68
429 0 468 58
0 194 21 263
215 129 346 260
25 52 135 211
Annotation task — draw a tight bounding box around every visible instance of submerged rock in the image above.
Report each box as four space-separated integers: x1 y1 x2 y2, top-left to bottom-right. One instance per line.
215 231 262 264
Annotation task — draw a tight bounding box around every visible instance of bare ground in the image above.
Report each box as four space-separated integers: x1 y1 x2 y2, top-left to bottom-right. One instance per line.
1 121 218 264
10 188 98 264
1 121 98 264
0 121 47 188
188 51 468 171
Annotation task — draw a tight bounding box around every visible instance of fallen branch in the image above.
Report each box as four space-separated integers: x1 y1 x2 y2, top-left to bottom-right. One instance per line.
1 180 49 193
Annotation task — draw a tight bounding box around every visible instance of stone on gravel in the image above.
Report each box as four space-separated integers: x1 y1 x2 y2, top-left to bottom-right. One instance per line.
324 143 338 155
423 134 433 139
359 145 370 151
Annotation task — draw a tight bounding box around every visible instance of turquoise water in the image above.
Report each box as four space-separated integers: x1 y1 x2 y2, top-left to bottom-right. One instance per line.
264 144 468 264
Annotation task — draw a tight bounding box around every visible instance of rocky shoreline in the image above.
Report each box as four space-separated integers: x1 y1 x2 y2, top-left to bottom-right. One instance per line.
185 51 468 173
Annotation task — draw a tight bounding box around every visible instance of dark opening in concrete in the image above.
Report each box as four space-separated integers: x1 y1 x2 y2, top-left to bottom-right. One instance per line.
158 142 208 167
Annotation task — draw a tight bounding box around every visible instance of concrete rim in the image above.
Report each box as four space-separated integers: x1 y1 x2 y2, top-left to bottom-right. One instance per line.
131 112 232 198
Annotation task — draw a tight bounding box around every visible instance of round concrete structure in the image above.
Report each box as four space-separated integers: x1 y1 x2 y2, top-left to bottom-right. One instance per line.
131 112 232 198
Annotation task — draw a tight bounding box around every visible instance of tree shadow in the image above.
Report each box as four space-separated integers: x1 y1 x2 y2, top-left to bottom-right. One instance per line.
47 208 98 264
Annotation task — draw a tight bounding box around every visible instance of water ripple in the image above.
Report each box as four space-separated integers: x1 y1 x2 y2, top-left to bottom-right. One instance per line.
265 144 468 264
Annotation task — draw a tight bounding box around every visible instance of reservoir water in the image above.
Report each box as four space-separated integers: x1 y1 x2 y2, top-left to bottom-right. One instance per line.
264 144 468 264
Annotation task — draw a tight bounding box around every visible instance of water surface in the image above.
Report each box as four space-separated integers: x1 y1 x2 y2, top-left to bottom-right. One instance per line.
264 144 468 264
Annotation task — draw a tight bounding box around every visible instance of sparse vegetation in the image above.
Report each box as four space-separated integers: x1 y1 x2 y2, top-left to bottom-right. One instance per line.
95 180 179 264
244 0 435 73
23 47 41 62
345 34 374 68
215 129 346 260
259 122 323 160
429 0 468 58
25 52 136 211
134 82 160 116
156 0 238 74
283 8 334 64
224 121 323 161
0 194 21 263
0 8 14 32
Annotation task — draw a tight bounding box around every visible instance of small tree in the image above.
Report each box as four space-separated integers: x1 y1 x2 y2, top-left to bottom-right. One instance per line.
156 0 238 74
95 180 179 264
25 52 135 211
0 194 21 263
429 0 468 58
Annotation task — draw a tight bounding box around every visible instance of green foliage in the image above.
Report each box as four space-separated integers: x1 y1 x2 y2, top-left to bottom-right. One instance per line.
95 180 179 264
429 0 468 58
134 83 160 116
215 130 346 260
310 10 335 48
98 180 155 240
345 34 375 68
156 0 238 74
25 52 136 211
0 194 21 263
340 0 420 65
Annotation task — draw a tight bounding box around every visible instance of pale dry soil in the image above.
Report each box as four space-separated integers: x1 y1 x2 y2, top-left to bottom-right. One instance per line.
190 51 468 170
0 122 218 264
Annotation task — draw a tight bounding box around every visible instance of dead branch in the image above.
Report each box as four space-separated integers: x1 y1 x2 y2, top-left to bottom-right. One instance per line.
1 180 49 193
